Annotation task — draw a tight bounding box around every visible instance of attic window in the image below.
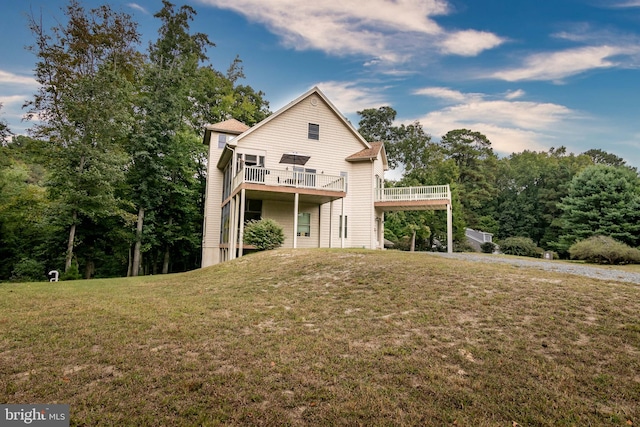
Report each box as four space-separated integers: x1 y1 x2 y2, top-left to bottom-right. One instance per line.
308 123 319 140
218 134 227 148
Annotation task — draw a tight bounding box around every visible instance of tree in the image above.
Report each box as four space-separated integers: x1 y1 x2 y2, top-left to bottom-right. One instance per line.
128 0 213 276
492 148 592 247
582 148 628 167
439 129 498 229
26 0 141 274
357 106 405 169
192 59 270 128
557 165 640 252
0 103 12 141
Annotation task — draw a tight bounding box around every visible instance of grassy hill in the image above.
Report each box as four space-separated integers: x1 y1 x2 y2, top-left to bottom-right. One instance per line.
1 249 638 426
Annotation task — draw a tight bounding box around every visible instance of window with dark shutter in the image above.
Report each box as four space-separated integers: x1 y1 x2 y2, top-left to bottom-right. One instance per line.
308 123 319 140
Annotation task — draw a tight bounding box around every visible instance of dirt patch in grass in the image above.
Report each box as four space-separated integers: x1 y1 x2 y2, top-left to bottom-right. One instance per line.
1 248 639 425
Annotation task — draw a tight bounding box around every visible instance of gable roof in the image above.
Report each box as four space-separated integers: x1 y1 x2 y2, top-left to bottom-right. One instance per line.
203 119 249 145
346 141 389 170
231 86 371 150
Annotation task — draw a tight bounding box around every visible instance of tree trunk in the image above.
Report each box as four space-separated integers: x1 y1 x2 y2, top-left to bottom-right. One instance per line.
131 206 144 277
65 211 78 272
410 230 416 252
162 246 170 274
127 245 133 277
84 259 95 279
162 216 173 274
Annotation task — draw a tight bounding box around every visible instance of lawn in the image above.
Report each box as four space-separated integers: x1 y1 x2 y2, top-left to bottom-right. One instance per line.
1 249 638 426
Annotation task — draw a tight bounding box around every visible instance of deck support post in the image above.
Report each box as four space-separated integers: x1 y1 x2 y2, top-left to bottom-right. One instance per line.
341 198 345 249
447 202 453 254
293 192 299 249
329 200 333 248
238 188 246 258
230 195 238 260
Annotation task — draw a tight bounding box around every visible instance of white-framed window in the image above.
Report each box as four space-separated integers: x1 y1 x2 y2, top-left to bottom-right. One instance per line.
218 134 227 149
339 215 348 238
297 213 311 237
308 123 319 140
341 171 348 192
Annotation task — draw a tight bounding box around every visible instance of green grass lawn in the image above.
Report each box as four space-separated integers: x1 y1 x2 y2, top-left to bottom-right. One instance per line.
1 249 639 426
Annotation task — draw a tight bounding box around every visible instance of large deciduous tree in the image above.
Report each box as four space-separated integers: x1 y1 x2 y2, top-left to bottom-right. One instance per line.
440 129 498 230
26 0 141 274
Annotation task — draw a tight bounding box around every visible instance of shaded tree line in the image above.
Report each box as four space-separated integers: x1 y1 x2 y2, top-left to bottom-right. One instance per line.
0 0 270 281
357 107 640 256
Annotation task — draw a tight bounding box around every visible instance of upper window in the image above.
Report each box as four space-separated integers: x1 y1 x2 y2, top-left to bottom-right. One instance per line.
218 134 227 149
308 123 319 140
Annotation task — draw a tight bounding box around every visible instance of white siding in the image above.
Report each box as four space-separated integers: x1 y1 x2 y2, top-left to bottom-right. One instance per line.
236 94 366 177
262 201 320 249
203 89 388 265
345 161 375 248
202 136 226 267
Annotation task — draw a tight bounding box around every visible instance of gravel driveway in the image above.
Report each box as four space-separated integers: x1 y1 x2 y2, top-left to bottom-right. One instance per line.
426 252 640 285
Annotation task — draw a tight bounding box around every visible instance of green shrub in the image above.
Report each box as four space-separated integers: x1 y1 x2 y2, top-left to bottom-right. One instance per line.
10 258 46 282
498 236 542 258
243 218 285 251
60 262 81 281
454 239 475 253
480 242 496 254
569 235 640 265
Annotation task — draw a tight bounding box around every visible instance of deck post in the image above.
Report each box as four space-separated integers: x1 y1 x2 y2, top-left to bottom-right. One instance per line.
230 195 238 260
341 198 345 249
447 202 453 254
329 200 333 248
238 188 246 258
293 192 299 249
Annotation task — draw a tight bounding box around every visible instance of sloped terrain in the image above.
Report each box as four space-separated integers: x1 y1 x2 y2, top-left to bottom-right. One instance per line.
1 249 638 425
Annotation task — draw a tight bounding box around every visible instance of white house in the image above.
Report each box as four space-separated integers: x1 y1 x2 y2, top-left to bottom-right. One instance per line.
201 87 452 267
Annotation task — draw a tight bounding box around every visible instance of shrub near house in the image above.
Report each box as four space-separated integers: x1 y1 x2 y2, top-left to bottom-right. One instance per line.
243 219 285 251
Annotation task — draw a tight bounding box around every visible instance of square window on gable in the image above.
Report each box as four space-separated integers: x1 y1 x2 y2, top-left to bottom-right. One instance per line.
308 123 319 140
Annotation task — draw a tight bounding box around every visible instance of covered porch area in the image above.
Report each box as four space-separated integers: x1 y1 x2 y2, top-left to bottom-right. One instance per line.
375 185 453 253
221 166 348 261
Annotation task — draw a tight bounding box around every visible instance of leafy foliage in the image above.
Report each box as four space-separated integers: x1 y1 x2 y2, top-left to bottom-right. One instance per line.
0 103 12 141
0 0 272 281
569 235 640 265
243 219 285 251
480 242 496 254
498 236 542 258
10 258 46 282
557 165 640 253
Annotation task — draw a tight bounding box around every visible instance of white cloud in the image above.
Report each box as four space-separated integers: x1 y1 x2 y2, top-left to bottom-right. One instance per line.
0 95 28 107
440 30 504 56
505 89 525 100
127 3 150 14
315 81 388 114
414 88 574 156
609 0 640 7
414 87 467 102
490 45 634 82
197 0 502 61
0 70 37 87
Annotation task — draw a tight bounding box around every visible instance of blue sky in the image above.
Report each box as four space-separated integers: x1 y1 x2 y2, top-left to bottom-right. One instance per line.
2 0 640 171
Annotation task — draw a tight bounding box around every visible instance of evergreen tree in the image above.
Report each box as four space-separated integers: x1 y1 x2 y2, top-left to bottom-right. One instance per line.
557 165 640 252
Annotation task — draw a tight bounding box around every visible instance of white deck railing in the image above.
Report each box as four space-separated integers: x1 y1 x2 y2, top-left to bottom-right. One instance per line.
375 185 450 202
233 166 346 193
